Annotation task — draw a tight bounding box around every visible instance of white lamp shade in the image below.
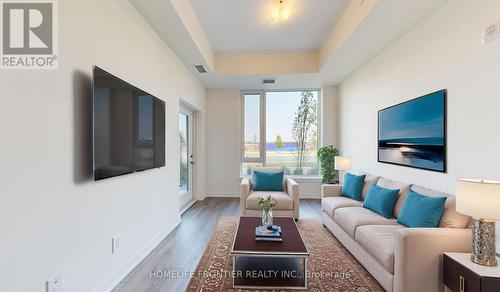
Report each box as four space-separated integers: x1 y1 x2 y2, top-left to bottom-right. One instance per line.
334 156 351 171
456 178 500 220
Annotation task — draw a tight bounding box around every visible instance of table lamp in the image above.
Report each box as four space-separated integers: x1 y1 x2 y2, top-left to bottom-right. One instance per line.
334 156 351 184
456 178 500 266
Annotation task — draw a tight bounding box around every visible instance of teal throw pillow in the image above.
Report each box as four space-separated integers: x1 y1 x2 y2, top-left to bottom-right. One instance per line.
341 173 366 201
363 184 399 218
397 190 447 228
253 171 284 191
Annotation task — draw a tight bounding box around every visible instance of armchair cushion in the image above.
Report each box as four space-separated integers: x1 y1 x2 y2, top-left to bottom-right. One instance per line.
287 178 300 219
240 178 251 215
246 191 293 210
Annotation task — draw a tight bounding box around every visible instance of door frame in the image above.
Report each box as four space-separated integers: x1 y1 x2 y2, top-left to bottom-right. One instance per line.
179 102 197 208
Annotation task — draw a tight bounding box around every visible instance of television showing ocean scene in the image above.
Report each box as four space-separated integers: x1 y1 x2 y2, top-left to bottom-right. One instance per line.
378 90 446 172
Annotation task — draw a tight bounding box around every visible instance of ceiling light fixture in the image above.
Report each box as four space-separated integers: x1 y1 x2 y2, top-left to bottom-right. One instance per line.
272 0 291 23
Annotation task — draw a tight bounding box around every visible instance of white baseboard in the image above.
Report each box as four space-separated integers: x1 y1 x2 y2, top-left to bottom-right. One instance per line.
180 199 198 215
93 220 181 292
300 193 321 199
205 192 320 199
204 192 240 198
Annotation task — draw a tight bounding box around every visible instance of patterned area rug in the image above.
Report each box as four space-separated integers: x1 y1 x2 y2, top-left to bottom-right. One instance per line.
187 217 384 291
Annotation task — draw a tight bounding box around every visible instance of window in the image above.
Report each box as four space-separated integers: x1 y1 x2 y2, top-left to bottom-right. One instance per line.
243 94 262 159
242 90 320 176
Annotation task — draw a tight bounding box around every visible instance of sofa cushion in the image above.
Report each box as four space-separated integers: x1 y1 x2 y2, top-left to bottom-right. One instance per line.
377 177 411 217
246 191 293 210
397 190 447 228
363 184 400 218
334 207 399 238
342 173 366 201
411 185 471 228
253 171 284 191
355 224 406 273
322 197 363 219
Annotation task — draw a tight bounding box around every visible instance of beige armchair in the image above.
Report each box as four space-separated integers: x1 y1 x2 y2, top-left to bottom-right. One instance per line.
240 168 300 220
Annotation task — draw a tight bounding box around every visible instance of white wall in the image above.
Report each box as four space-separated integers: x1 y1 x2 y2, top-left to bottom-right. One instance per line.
338 0 500 253
321 86 340 147
205 87 340 198
205 89 242 196
0 0 205 291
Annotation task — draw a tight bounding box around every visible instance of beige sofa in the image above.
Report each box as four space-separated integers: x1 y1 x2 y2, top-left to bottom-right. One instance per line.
240 168 300 220
322 174 472 292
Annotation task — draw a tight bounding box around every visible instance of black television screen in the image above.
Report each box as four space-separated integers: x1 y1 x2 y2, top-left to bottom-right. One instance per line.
378 89 446 172
92 66 165 180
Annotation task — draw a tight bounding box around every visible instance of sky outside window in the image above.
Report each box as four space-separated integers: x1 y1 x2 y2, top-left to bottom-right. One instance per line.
266 91 318 142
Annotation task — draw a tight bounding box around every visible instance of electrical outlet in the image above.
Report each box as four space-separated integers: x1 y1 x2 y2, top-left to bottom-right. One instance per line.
482 22 500 44
112 234 121 254
46 271 64 292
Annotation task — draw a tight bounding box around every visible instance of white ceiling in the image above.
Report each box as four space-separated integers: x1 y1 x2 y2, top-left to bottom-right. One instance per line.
190 0 349 53
131 0 449 88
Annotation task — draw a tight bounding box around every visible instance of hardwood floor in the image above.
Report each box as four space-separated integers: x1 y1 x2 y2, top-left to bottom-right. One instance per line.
112 197 321 292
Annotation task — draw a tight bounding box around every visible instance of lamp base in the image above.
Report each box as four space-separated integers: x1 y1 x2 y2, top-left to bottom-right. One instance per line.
471 218 497 267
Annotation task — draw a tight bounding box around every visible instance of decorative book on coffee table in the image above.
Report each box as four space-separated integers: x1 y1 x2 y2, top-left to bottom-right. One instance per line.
255 225 282 241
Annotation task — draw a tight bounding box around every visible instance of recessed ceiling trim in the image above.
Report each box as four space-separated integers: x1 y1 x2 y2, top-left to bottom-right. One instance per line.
215 52 318 76
131 0 449 88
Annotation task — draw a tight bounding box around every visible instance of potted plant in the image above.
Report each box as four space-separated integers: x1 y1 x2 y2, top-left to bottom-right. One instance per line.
258 195 276 226
317 145 340 184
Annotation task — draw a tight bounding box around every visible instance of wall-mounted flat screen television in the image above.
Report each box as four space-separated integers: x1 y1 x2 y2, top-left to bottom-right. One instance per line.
92 66 165 180
378 89 446 172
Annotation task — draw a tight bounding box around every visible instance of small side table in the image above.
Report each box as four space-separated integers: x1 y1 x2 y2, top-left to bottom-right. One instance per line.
443 252 500 292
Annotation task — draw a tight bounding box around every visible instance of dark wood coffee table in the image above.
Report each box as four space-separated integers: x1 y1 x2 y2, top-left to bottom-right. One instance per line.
230 217 309 290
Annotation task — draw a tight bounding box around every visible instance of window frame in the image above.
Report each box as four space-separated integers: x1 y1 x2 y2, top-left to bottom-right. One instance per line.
240 89 322 177
240 90 266 165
